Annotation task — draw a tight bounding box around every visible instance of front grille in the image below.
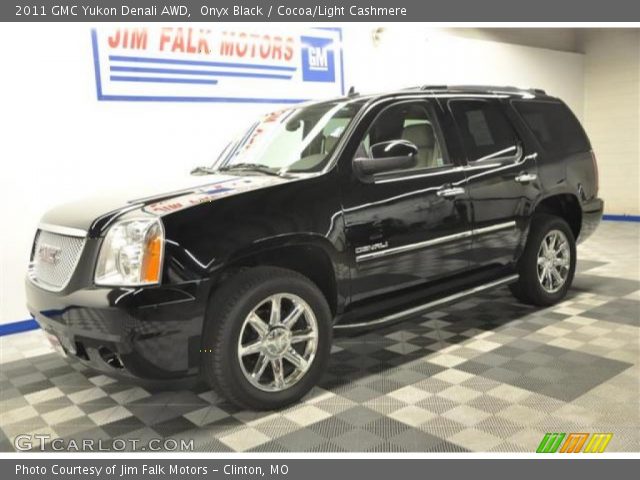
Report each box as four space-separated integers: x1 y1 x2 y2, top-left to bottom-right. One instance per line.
29 229 86 291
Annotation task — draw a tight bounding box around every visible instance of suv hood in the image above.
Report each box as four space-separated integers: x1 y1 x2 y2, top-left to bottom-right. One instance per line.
39 173 289 235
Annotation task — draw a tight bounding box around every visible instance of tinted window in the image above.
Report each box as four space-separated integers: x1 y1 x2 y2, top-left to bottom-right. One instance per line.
358 101 449 172
513 101 590 155
217 99 366 174
450 100 520 162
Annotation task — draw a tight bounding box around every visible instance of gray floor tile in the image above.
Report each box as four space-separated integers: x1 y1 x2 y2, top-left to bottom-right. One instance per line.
1 221 638 452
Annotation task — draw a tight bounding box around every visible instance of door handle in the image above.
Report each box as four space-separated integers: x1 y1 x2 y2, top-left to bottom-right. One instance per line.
437 186 466 198
515 172 537 183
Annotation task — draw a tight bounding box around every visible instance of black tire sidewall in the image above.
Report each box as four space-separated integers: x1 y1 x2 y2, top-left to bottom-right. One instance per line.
203 268 332 410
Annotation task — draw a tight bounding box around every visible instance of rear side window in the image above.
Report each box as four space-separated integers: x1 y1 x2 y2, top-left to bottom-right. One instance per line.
513 101 590 155
449 100 520 162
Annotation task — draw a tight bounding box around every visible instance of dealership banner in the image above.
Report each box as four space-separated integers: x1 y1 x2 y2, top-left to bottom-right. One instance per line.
91 26 344 102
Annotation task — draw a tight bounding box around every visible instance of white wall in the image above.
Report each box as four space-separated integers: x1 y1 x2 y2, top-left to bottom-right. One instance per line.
446 28 583 53
582 29 640 216
0 24 585 323
346 26 585 117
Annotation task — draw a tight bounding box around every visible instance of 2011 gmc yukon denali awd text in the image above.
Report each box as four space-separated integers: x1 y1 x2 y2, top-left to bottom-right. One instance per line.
26 86 603 409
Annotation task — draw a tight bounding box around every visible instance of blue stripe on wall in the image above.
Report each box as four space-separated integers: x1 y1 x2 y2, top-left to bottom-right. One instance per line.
0 319 39 337
110 66 293 80
602 214 640 222
110 76 219 85
108 54 297 72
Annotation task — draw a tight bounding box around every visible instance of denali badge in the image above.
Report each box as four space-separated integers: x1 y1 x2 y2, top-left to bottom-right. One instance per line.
355 241 389 255
37 244 62 265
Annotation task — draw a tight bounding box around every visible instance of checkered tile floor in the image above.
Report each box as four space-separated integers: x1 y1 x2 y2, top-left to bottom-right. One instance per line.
1 222 638 452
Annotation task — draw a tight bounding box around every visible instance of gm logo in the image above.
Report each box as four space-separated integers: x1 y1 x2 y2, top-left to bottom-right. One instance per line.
301 36 335 83
536 433 613 453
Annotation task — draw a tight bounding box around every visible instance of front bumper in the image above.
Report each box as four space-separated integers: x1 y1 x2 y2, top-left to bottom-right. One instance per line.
25 278 210 380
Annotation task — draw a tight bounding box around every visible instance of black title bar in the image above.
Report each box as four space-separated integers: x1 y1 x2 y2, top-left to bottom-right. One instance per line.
4 459 640 480
2 0 640 22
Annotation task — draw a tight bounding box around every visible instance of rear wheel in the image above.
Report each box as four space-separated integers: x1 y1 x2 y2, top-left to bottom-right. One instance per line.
202 267 332 410
510 214 576 306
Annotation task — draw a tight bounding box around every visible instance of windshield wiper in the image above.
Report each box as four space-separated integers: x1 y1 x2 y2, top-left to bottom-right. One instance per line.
219 163 286 177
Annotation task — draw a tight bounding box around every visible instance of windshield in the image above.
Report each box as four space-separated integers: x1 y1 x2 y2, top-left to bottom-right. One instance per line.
214 99 366 174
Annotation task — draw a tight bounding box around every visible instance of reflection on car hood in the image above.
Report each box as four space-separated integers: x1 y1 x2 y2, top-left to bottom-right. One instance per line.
39 173 289 235
142 175 286 215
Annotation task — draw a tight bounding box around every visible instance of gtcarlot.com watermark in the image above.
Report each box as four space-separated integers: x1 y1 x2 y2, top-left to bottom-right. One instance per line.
15 434 194 452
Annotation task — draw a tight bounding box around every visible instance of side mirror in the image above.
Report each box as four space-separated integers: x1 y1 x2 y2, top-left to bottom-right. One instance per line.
354 140 418 177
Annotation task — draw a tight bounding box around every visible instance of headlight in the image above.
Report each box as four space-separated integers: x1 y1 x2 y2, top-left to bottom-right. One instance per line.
95 218 164 286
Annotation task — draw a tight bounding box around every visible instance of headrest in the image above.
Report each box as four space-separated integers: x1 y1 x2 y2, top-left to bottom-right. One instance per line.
325 135 339 153
402 124 435 148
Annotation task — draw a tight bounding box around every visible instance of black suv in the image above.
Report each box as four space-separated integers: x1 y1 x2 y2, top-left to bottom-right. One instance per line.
26 85 603 409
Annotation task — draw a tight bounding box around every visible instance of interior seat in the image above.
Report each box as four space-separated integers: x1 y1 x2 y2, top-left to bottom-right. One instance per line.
324 134 339 154
401 124 437 168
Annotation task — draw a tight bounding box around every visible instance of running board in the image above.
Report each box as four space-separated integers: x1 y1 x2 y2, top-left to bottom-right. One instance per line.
334 274 519 330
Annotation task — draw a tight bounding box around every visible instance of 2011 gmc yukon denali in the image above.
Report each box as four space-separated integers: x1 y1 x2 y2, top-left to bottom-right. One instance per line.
26 85 603 409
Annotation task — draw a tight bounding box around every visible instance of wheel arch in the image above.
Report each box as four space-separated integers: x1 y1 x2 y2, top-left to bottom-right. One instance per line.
207 236 345 318
531 193 582 239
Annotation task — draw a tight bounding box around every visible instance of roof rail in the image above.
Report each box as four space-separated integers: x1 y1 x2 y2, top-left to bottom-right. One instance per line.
419 84 546 95
419 85 448 91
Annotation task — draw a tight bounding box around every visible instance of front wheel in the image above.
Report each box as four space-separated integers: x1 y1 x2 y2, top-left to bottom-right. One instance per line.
510 214 577 306
202 267 332 410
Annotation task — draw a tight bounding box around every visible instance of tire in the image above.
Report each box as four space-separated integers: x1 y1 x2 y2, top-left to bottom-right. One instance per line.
201 266 332 410
510 213 577 306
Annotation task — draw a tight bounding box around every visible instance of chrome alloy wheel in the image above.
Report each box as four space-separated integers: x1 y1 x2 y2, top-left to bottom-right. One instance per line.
537 229 571 293
237 293 318 392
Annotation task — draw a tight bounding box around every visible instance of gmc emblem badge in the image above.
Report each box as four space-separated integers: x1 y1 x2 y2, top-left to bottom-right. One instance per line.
37 244 62 265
